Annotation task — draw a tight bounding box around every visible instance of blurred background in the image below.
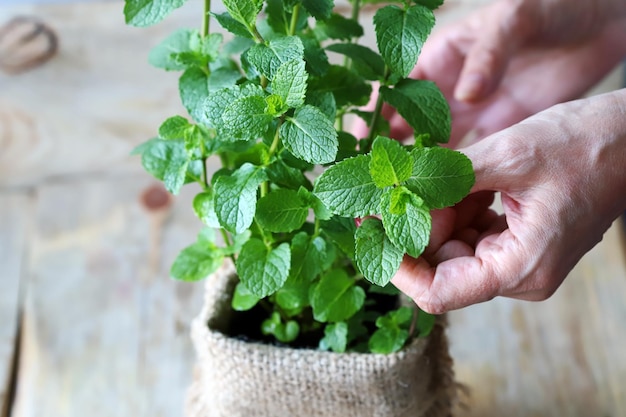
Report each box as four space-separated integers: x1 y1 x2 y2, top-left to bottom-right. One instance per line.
1 1 625 416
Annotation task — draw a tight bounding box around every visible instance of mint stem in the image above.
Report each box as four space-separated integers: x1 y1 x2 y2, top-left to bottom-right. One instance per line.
269 119 283 156
364 67 391 152
202 0 210 37
220 229 237 265
351 0 361 24
289 4 300 36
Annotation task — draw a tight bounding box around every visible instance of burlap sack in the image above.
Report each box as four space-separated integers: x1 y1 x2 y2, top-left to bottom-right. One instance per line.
186 260 456 417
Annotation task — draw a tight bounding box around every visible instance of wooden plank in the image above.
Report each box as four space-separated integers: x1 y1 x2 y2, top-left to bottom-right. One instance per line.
0 192 31 416
449 220 626 417
10 177 205 417
0 1 196 187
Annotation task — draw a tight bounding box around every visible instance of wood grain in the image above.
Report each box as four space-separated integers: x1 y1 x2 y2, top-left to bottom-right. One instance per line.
449 220 626 417
0 192 31 416
10 177 205 417
0 2 192 187
0 1 624 417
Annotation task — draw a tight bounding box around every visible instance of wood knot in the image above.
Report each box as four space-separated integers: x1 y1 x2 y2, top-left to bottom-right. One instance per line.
0 16 58 75
140 184 172 212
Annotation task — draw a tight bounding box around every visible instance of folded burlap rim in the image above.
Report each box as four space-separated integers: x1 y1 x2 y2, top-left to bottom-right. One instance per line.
185 260 458 417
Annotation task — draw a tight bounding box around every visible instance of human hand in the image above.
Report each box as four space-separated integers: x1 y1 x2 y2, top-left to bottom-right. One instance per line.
392 90 626 314
354 0 626 147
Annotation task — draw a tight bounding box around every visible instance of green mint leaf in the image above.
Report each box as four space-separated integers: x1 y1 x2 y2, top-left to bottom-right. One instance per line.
315 13 364 40
196 227 217 244
319 322 348 353
275 287 308 311
298 187 331 220
246 36 305 80
185 159 204 184
204 83 265 130
374 4 434 78
302 0 334 20
261 312 300 343
368 306 412 354
369 136 412 188
406 147 475 209
124 0 188 27
381 79 451 145
192 191 220 228
232 282 261 311
255 188 309 233
130 137 159 156
416 309 436 337
326 43 385 81
179 67 209 124
378 306 414 328
301 34 330 77
265 0 289 35
212 12 253 38
222 95 273 141
171 32 222 69
265 94 288 117
281 105 338 164
236 239 290 298
320 216 356 260
170 234 223 282
314 155 382 217
199 33 222 59
336 131 359 162
355 217 404 286
213 163 267 234
414 0 444 11
308 65 372 108
140 139 189 195
208 67 243 91
266 159 312 190
289 232 327 282
310 269 365 322
224 230 252 256
222 0 263 29
159 115 190 139
276 233 326 311
380 187 431 258
148 28 193 70
305 91 336 121
272 59 308 108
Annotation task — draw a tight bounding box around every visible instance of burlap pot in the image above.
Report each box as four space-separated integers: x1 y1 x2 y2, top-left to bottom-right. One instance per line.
186 260 456 417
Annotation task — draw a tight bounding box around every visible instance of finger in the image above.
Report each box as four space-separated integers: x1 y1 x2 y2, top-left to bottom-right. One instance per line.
392 254 501 314
428 239 475 265
454 9 527 102
423 208 456 256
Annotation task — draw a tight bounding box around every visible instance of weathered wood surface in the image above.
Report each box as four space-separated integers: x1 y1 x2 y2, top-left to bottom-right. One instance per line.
0 1 624 417
0 193 31 417
450 222 626 417
10 178 204 417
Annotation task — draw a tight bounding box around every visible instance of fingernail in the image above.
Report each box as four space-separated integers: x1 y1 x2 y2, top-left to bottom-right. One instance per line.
454 73 486 102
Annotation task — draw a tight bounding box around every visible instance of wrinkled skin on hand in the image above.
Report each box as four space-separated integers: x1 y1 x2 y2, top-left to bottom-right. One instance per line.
393 91 626 313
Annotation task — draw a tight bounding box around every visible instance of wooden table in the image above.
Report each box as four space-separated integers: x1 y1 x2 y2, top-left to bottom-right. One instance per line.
1 1 625 416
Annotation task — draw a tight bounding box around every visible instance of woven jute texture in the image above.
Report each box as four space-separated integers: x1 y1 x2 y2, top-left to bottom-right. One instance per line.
186 260 456 417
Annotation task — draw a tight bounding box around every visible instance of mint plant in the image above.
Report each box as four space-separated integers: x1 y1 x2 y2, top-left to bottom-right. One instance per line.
126 0 474 354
